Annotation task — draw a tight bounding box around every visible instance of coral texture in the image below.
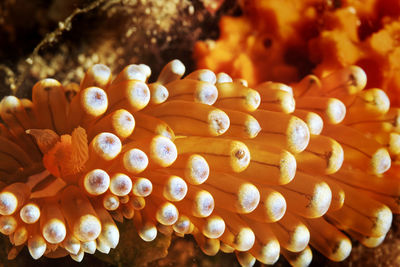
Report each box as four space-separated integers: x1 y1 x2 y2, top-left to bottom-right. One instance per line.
194 0 400 105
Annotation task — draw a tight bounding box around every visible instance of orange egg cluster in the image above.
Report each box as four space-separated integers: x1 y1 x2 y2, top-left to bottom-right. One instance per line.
194 0 400 105
0 59 399 266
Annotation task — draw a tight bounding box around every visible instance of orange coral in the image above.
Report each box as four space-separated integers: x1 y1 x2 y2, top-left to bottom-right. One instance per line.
194 0 320 85
194 0 400 104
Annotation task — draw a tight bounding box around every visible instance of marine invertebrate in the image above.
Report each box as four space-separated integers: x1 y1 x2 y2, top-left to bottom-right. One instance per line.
0 59 399 267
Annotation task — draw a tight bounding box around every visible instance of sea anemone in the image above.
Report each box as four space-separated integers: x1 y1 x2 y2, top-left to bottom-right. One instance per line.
0 59 398 266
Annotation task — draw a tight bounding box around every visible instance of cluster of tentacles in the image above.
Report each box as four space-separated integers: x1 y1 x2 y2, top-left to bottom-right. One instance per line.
0 59 398 266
